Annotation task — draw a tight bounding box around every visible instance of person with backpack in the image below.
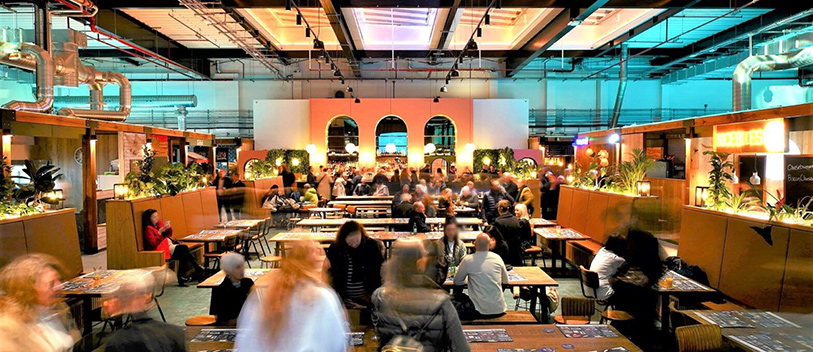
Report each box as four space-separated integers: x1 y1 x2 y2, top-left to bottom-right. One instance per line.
372 239 470 352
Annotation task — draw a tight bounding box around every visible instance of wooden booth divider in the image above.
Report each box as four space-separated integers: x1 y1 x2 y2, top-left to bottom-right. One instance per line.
241 177 282 218
556 185 660 268
0 209 83 277
678 206 813 313
106 187 219 270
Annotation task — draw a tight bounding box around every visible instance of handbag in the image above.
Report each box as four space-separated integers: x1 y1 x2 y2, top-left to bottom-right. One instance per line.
381 307 442 352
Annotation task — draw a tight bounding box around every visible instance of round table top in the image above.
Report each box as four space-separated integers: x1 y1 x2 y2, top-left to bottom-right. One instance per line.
308 207 341 212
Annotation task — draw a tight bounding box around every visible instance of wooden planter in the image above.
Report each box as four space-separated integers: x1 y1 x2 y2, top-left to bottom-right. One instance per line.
106 188 219 270
0 208 83 277
241 177 283 218
679 206 813 313
556 185 660 267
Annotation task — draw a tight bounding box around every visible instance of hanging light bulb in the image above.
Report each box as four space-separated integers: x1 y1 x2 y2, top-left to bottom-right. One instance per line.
750 171 761 186
433 96 440 103
355 97 361 103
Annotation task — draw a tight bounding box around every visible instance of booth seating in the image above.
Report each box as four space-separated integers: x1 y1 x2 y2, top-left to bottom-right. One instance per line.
106 188 220 270
242 177 283 218
0 208 83 277
555 186 659 269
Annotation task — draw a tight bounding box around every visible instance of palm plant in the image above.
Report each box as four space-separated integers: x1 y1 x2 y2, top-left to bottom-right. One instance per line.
614 148 655 195
703 150 734 210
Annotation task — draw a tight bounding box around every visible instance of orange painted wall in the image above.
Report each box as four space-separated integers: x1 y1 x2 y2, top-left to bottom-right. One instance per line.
309 98 473 168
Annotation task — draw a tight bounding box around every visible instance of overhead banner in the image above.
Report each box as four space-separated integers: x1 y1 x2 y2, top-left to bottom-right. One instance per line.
713 118 787 154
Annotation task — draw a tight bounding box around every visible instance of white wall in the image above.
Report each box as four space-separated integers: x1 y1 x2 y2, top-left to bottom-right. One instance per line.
473 99 529 149
253 100 310 149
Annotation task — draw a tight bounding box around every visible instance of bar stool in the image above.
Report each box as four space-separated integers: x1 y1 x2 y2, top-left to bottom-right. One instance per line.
260 255 282 268
185 315 217 327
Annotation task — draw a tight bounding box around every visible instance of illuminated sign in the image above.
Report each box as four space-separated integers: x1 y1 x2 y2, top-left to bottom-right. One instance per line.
574 137 590 146
713 119 787 154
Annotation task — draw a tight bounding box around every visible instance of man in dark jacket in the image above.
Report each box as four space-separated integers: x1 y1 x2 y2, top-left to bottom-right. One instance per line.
492 200 524 266
501 173 519 200
280 164 296 196
306 166 317 188
391 184 411 211
393 193 415 218
409 201 431 233
102 270 185 352
482 180 515 224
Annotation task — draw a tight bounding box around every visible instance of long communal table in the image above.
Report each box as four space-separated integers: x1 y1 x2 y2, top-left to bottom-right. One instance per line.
185 324 642 352
266 231 482 257
652 270 717 332
683 308 813 352
295 217 483 231
334 195 394 201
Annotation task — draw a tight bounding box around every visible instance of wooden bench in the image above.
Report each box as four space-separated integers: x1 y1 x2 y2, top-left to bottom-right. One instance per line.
461 311 537 325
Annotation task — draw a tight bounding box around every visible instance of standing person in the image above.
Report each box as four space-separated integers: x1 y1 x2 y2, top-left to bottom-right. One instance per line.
372 240 470 352
210 252 254 326
502 173 519 200
516 178 535 217
482 180 515 225
409 201 431 233
332 173 347 199
611 229 662 348
101 270 185 352
280 164 296 196
323 221 385 309
236 240 348 352
306 166 317 188
492 200 524 267
316 167 333 201
453 234 510 319
212 168 235 221
0 254 79 352
142 209 204 285
391 168 401 184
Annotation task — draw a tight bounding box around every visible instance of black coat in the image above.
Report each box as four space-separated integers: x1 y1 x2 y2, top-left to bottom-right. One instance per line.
504 181 519 200
482 190 515 224
326 238 385 302
103 315 185 352
209 277 254 325
493 213 524 266
409 211 431 233
281 170 296 187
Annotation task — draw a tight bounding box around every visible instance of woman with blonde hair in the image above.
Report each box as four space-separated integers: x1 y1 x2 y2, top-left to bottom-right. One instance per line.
235 240 348 351
0 254 79 352
372 239 470 352
514 203 535 249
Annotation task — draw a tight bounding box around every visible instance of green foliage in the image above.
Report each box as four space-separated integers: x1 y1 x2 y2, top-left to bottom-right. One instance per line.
14 160 62 206
703 150 734 210
613 148 655 195
264 149 310 174
473 149 501 172
571 149 610 190
245 159 276 180
0 156 13 201
0 157 39 219
124 146 157 199
123 146 206 198
728 192 758 214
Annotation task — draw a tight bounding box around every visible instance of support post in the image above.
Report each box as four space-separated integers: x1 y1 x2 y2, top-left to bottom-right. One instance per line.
82 127 99 254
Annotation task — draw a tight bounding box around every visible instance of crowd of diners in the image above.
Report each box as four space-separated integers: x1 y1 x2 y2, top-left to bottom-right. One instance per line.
0 213 662 352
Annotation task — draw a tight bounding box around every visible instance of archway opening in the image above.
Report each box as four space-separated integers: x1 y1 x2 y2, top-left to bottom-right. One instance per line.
424 115 456 175
326 116 359 163
376 115 408 165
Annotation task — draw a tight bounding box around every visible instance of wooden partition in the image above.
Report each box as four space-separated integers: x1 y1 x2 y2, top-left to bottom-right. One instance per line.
106 188 218 270
0 209 83 277
556 185 660 267
241 177 283 218
679 206 813 313
646 177 688 236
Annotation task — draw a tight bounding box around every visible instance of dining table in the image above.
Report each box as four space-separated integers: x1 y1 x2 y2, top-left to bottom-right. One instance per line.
533 227 588 271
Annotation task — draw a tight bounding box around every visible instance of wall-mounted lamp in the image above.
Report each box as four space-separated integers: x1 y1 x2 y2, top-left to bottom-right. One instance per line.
608 133 620 144
694 186 709 207
114 183 129 200
636 181 651 197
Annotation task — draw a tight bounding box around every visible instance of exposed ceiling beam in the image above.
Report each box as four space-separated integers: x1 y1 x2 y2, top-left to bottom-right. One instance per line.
222 7 291 65
505 0 610 77
435 0 462 51
90 9 212 78
319 0 361 77
209 0 785 9
591 6 689 57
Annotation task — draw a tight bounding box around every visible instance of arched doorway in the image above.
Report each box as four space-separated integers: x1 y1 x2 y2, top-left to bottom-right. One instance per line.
326 115 359 163
376 115 407 165
424 115 456 175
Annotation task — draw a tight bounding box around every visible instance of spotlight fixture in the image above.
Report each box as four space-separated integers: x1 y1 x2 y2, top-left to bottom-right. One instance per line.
305 27 310 37
440 86 447 93
285 0 291 11
433 96 439 103
333 69 342 77
355 97 361 103
296 14 302 25
476 27 482 38
484 13 490 26
313 39 324 49
450 68 460 77
467 39 478 50
445 76 451 84
346 85 353 92
340 77 345 85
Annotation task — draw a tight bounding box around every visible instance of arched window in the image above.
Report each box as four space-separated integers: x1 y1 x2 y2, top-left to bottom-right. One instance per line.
376 116 408 156
424 116 455 156
326 116 359 160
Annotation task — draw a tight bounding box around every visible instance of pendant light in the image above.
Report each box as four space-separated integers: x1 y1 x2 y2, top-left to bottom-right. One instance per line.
749 158 760 185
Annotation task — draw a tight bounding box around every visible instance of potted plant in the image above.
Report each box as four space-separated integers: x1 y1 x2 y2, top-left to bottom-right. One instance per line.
703 150 734 210
14 160 62 208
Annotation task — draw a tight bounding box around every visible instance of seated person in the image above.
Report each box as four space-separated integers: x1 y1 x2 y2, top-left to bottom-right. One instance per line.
289 185 303 202
373 182 390 196
391 184 411 211
433 217 467 283
142 209 203 286
393 193 414 219
458 185 479 208
492 200 524 267
323 221 385 309
261 185 285 209
483 225 512 270
453 234 509 319
210 252 254 325
302 184 319 205
589 233 627 300
514 204 535 248
409 201 431 233
353 179 371 196
102 270 185 352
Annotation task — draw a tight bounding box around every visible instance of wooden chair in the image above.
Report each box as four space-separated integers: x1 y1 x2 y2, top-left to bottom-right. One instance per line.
204 235 240 273
675 324 723 352
553 297 594 324
669 301 693 331
185 315 217 327
523 245 549 268
578 265 634 324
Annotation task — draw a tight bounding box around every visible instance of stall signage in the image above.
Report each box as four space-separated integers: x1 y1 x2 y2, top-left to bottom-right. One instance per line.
713 119 787 154
785 156 813 207
574 137 590 146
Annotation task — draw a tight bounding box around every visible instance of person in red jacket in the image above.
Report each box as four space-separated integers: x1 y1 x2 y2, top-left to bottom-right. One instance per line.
142 209 204 286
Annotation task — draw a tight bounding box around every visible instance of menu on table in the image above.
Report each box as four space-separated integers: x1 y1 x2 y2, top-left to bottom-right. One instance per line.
695 311 754 328
739 311 802 328
558 325 619 338
190 329 237 342
463 329 513 343
728 334 806 352
80 270 117 279
347 332 365 346
695 311 802 329
507 272 529 281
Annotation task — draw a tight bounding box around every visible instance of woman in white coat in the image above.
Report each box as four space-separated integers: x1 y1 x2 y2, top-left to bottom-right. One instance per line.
333 174 347 198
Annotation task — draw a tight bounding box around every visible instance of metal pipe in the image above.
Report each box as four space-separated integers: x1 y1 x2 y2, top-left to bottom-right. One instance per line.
54 95 198 108
88 82 104 110
733 45 813 111
2 43 55 112
59 71 131 120
610 45 628 128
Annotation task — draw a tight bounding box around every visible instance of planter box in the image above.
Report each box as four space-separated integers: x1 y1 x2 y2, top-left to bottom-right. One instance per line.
241 177 283 218
0 208 83 277
679 206 813 313
106 188 218 270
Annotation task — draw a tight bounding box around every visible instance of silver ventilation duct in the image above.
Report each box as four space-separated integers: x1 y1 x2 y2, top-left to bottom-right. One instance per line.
2 43 55 112
609 44 628 128
59 71 131 121
54 95 198 108
733 45 813 111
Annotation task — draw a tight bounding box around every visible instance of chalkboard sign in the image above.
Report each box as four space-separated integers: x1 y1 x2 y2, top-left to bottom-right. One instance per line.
784 155 813 207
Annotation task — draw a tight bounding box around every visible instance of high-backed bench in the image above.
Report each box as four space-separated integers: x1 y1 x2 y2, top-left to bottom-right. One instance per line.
0 208 83 277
